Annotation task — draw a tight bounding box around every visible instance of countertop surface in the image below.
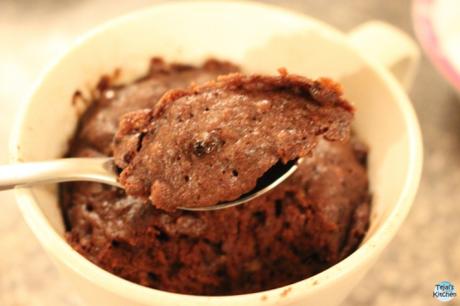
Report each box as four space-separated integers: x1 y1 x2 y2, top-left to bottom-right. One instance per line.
1 0 459 305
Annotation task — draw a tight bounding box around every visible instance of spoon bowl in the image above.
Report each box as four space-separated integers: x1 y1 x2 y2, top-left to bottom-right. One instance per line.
180 158 301 211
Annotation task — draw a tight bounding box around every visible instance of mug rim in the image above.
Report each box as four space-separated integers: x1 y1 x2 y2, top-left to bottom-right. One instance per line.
9 1 423 304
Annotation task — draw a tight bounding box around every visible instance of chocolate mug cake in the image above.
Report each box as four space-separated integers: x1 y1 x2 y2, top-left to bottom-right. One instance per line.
60 58 371 295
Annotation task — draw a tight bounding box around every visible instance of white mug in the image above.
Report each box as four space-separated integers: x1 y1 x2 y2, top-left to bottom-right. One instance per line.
9 2 423 306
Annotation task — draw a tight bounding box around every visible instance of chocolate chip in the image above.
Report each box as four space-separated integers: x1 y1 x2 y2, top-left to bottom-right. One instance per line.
193 141 207 157
192 131 223 157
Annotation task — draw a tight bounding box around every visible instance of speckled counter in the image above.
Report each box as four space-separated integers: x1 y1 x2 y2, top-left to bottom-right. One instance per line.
0 1 459 305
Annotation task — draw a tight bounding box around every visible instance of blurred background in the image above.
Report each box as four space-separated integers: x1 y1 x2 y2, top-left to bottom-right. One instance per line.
1 0 459 305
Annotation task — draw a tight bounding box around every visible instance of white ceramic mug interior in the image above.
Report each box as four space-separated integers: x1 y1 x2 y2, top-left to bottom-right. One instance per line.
10 2 423 306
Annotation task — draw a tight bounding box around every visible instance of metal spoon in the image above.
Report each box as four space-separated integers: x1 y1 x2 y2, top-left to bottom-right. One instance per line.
0 157 300 211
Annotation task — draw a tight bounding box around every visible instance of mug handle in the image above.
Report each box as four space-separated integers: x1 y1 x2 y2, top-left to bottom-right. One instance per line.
347 21 421 91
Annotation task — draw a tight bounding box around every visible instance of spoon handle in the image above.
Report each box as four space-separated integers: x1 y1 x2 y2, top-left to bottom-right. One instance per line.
0 158 120 191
